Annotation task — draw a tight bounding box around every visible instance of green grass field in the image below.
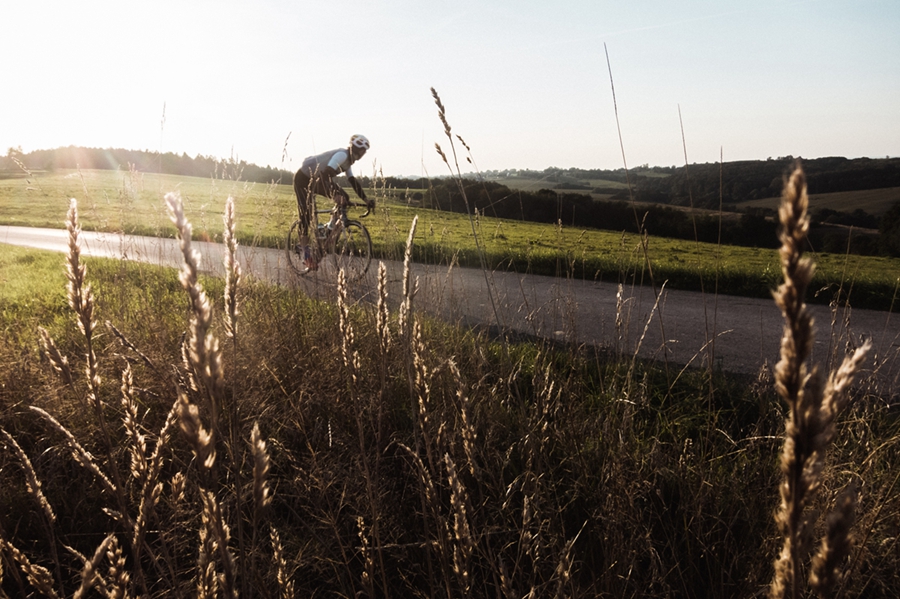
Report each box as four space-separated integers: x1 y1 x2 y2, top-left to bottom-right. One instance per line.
2 168 899 309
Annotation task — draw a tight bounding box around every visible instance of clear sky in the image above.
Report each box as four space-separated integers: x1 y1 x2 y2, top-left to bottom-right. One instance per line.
3 0 898 177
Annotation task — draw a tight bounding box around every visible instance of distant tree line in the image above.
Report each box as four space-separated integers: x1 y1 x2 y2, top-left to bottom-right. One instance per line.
2 145 295 185
426 178 900 257
425 179 782 248
473 157 900 209
621 156 900 208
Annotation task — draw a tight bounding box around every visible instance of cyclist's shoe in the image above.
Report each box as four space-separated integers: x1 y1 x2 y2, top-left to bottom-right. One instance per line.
302 246 318 271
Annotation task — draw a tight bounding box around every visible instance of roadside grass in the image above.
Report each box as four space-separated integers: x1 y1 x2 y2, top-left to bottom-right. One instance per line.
0 246 72 364
0 245 68 305
2 169 899 310
0 184 897 597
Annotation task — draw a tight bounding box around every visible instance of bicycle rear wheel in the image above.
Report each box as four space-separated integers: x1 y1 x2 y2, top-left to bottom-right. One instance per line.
333 220 372 282
285 220 314 276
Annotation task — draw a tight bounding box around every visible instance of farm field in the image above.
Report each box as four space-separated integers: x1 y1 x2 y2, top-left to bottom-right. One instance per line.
736 186 900 217
480 174 628 200
2 168 899 309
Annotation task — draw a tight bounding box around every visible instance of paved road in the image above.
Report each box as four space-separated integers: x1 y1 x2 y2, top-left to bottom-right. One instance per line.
2 225 898 386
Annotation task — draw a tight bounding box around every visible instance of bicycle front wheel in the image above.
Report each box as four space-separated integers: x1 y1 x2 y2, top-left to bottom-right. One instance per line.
333 220 372 282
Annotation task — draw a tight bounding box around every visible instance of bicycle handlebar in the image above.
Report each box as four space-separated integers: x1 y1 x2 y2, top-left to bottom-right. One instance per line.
347 201 373 218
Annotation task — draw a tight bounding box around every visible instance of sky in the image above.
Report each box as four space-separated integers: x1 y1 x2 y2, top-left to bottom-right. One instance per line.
3 0 899 178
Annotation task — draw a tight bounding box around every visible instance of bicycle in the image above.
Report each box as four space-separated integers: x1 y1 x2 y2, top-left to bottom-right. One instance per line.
286 201 373 282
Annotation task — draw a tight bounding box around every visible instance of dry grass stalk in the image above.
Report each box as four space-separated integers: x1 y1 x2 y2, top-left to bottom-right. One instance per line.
521 494 541 568
106 535 131 599
198 516 220 599
176 388 216 470
133 395 177 552
28 406 116 496
337 269 361 384
170 471 186 504
221 193 246 597
431 87 452 138
251 421 271 513
148 396 178 476
810 483 857 595
0 537 60 599
448 360 478 477
181 339 197 392
412 319 432 440
132 479 163 554
398 216 419 339
376 261 392 354
498 556 515 599
37 327 74 388
434 142 449 165
165 191 224 414
64 199 101 405
0 428 56 524
269 526 295 599
554 536 577 599
614 283 626 355
65 199 95 344
200 490 237 599
72 534 115 599
106 321 156 371
769 165 871 599
445 453 474 597
223 195 241 341
120 364 149 484
357 516 376 599
398 443 438 508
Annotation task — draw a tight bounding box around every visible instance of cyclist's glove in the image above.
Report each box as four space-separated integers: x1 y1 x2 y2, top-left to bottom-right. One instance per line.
366 198 376 210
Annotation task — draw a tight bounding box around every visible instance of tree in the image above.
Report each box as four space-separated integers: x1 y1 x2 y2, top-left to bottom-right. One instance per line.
879 201 900 257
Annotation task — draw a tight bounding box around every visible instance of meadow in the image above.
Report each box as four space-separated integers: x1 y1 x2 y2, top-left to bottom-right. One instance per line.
0 166 899 597
2 168 899 311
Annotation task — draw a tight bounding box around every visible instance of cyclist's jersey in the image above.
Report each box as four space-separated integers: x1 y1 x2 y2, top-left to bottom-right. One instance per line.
299 148 355 178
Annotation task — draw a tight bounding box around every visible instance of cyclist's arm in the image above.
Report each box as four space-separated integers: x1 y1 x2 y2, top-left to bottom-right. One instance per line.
327 149 372 206
347 174 367 202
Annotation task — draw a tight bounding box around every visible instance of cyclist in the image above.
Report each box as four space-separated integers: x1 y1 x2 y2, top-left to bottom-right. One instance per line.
293 134 374 270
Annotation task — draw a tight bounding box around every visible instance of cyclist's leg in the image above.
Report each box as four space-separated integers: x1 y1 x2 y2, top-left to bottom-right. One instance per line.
294 170 322 269
293 170 313 245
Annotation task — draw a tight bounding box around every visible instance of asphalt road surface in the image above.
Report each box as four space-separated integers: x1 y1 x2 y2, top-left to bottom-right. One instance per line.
3 225 898 387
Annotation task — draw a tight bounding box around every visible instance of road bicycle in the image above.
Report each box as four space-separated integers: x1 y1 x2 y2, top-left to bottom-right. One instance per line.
286 201 373 282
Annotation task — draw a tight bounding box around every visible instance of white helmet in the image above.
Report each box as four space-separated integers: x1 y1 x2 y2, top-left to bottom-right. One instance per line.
350 134 370 150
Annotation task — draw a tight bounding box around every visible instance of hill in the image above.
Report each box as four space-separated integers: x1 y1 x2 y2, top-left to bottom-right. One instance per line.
476 157 900 211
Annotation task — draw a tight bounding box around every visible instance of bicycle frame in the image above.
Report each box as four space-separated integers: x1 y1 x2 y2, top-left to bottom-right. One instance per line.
313 200 369 244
